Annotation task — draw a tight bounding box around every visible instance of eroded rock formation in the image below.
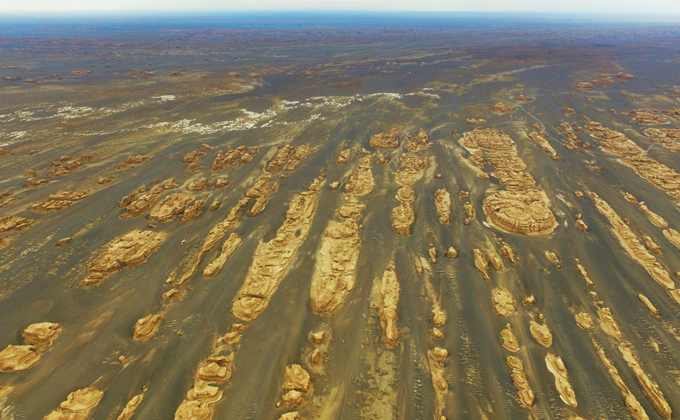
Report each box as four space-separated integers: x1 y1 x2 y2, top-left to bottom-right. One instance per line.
29 190 89 213
507 356 534 407
202 233 242 278
370 129 399 148
545 353 577 407
44 387 104 419
376 263 400 347
148 194 193 222
619 343 671 419
434 189 451 224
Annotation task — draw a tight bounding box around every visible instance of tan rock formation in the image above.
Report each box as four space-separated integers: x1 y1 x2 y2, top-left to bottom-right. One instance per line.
545 251 559 263
529 131 557 157
434 189 451 224
507 356 534 407
628 110 669 125
575 260 594 285
574 312 594 330
598 307 622 338
499 244 516 264
592 342 649 420
465 118 486 124
644 128 680 153
0 215 35 233
232 177 325 321
492 288 515 316
586 122 642 156
391 203 414 236
446 247 458 258
26 178 48 189
133 314 162 342
545 353 577 407
637 202 667 228
45 387 104 419
0 345 40 372
370 129 399 148
117 389 147 420
588 191 675 290
266 145 295 172
188 178 209 192
282 364 312 407
487 249 504 271
121 187 165 218
662 228 680 250
473 249 491 281
375 263 400 347
639 231 661 254
530 321 552 347
345 157 374 197
183 150 206 163
483 189 557 235
182 199 205 222
500 325 519 352
336 148 350 164
148 194 193 222
489 102 515 113
285 145 310 171
84 230 167 286
29 190 89 213
118 155 150 170
202 233 242 278
310 220 362 315
638 294 659 316
428 347 449 417
22 322 62 347
174 400 213 420
212 147 246 171
619 343 671 419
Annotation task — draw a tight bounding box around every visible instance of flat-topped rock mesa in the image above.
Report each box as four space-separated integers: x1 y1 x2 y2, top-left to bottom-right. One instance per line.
391 155 428 236
0 345 40 372
507 356 535 407
183 149 207 163
627 110 669 125
489 101 515 113
26 178 49 189
545 353 578 407
44 387 104 419
407 128 429 153
619 343 672 419
232 177 325 321
266 144 296 172
370 128 399 148
282 364 313 408
336 148 350 164
29 189 89 213
133 313 162 342
83 230 167 286
22 322 62 348
434 189 451 224
483 189 557 235
491 288 515 316
0 215 35 233
148 194 194 222
465 118 487 124
118 155 150 170
644 128 680 152
587 191 676 290
375 262 400 347
212 146 249 171
285 145 311 171
202 233 241 278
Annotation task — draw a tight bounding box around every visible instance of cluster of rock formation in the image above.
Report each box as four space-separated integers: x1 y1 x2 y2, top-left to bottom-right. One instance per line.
0 322 61 372
627 110 669 125
460 128 557 235
370 128 399 148
528 129 558 159
374 263 400 346
644 128 680 152
232 177 325 321
29 190 89 213
44 387 104 419
211 145 257 171
83 229 167 286
434 189 451 224
489 101 515 113
310 156 373 315
118 155 150 170
391 154 428 236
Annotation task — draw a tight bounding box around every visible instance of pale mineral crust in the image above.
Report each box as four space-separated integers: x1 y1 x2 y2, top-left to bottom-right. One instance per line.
0 215 35 233
491 288 515 316
285 145 310 171
232 177 325 321
545 353 578 407
587 191 676 290
370 128 399 148
84 230 167 285
266 144 295 172
202 233 241 278
434 189 451 224
29 190 89 213
377 263 400 347
619 343 672 419
593 342 649 420
133 313 162 342
507 356 535 407
530 321 552 347
44 387 104 419
148 194 193 222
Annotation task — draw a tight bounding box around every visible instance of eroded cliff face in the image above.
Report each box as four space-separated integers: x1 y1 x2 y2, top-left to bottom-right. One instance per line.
232 177 325 321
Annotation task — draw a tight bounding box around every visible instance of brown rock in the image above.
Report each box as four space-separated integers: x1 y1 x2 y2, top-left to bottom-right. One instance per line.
492 288 515 316
148 194 193 222
370 129 399 148
545 353 578 407
530 321 552 347
133 313 162 342
202 233 241 278
29 190 89 213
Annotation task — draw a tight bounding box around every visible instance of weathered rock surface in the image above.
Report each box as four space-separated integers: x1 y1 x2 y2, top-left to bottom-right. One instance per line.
29 190 89 213
0 345 40 372
336 148 350 164
370 129 399 148
202 233 241 278
232 177 325 321
620 343 671 419
182 199 206 223
22 322 62 347
492 288 515 316
148 194 193 222
473 249 491 281
188 178 209 192
434 189 451 224
483 189 556 235
266 145 295 172
118 155 150 170
116 389 146 420
0 215 35 233
530 321 552 347
507 356 534 407
545 353 578 407
500 325 519 352
45 387 104 419
376 263 400 347
133 313 162 342
575 312 594 330
285 145 310 171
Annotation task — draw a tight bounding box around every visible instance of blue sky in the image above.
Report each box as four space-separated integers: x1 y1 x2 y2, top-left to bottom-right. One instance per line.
1 0 679 14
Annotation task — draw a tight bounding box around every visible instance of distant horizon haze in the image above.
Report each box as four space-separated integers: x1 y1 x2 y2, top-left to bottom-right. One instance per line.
2 0 680 15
